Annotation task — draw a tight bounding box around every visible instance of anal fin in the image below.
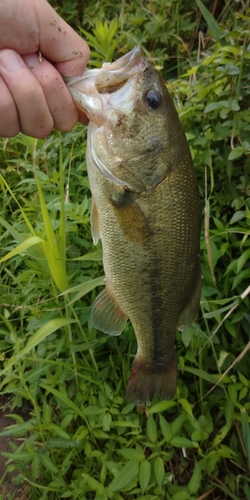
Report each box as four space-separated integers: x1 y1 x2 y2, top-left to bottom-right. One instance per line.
91 287 127 336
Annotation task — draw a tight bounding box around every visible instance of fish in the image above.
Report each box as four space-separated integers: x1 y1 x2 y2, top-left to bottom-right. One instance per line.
65 46 201 405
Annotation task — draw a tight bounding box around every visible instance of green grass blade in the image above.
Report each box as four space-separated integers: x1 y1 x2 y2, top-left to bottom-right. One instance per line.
36 178 60 257
0 175 36 235
58 139 67 261
60 276 104 305
1 318 75 375
195 0 226 46
72 249 103 261
184 366 230 384
0 216 26 244
241 408 250 467
40 383 89 423
41 240 68 292
35 176 69 292
0 236 44 263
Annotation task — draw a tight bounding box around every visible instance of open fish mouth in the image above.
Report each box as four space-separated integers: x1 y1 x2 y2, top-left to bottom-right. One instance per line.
102 45 146 71
64 46 148 125
97 45 147 93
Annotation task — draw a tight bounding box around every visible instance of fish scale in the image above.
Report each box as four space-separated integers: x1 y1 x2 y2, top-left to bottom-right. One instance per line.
66 46 201 405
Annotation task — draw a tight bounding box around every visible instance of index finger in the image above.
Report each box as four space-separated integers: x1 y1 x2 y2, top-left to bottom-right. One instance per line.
0 0 89 76
35 1 90 76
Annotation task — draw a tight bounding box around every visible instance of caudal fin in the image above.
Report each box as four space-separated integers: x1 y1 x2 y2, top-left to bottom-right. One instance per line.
126 357 177 406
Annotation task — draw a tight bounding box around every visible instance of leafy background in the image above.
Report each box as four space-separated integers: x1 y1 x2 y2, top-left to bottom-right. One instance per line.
0 0 250 499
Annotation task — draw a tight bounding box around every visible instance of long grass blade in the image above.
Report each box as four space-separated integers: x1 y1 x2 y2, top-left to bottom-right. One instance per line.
0 236 44 263
195 0 226 46
1 318 75 375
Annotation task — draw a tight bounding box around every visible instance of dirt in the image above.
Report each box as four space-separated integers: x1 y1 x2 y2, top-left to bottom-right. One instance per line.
0 402 30 499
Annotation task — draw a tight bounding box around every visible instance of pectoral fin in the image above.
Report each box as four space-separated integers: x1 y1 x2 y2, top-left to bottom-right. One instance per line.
177 271 201 331
91 199 101 245
91 286 128 336
110 189 155 245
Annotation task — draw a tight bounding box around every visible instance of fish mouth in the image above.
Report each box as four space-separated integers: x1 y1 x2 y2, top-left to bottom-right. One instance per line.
102 45 145 72
65 46 147 125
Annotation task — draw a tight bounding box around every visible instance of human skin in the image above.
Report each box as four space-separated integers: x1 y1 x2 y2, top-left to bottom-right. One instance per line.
0 0 90 138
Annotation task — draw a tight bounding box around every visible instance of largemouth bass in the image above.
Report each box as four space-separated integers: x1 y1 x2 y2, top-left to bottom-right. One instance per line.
66 46 201 405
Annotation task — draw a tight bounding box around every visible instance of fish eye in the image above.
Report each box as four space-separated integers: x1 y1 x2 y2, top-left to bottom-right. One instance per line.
145 89 162 110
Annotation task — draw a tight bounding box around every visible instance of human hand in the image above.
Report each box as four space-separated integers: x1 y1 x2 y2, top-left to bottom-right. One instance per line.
0 0 90 138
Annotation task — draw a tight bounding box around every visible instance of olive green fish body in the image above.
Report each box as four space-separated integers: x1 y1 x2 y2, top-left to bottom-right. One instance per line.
87 138 200 404
66 46 201 405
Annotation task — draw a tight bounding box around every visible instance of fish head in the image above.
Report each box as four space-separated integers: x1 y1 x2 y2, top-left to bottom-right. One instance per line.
66 46 186 191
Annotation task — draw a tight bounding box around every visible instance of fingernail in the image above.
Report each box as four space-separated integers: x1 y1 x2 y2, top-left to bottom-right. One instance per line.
0 50 23 71
22 53 40 70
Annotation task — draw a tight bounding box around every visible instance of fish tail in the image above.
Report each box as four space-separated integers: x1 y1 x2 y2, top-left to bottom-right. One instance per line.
126 357 177 406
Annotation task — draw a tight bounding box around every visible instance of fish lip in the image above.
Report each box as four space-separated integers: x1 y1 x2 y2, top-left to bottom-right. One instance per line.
102 45 145 72
64 45 146 85
64 45 148 124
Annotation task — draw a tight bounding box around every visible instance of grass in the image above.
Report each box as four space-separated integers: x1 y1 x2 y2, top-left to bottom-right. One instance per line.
0 0 250 499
